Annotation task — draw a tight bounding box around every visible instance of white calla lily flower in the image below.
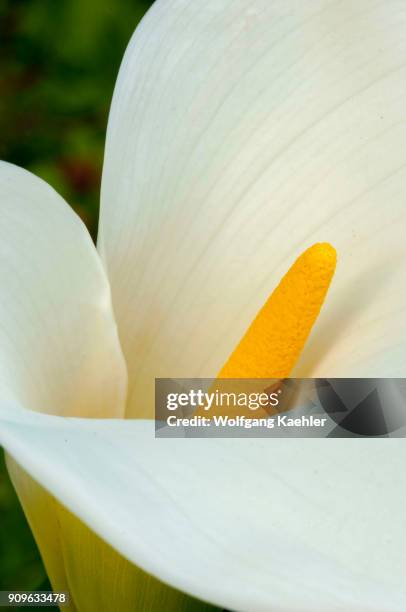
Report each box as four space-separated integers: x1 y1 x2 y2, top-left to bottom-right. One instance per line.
1 1 406 611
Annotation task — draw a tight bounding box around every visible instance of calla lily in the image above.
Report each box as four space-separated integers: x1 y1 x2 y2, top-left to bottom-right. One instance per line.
1 0 406 610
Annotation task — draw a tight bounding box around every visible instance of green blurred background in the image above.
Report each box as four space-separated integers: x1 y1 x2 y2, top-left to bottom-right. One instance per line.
0 0 153 594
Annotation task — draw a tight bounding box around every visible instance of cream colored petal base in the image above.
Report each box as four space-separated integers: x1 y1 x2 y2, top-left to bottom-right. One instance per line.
7 456 215 612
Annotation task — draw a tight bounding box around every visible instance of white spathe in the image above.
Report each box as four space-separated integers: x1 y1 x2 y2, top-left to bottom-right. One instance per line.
0 1 406 611
99 0 406 418
1 406 406 612
0 162 127 418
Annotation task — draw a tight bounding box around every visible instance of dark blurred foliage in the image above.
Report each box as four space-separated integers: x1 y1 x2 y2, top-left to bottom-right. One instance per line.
0 0 153 594
0 0 153 237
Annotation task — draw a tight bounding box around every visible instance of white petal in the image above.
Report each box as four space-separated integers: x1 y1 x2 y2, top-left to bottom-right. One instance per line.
0 162 127 417
1 407 406 612
99 0 406 417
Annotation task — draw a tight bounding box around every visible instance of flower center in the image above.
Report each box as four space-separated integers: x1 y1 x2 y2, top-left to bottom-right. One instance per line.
218 243 337 379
